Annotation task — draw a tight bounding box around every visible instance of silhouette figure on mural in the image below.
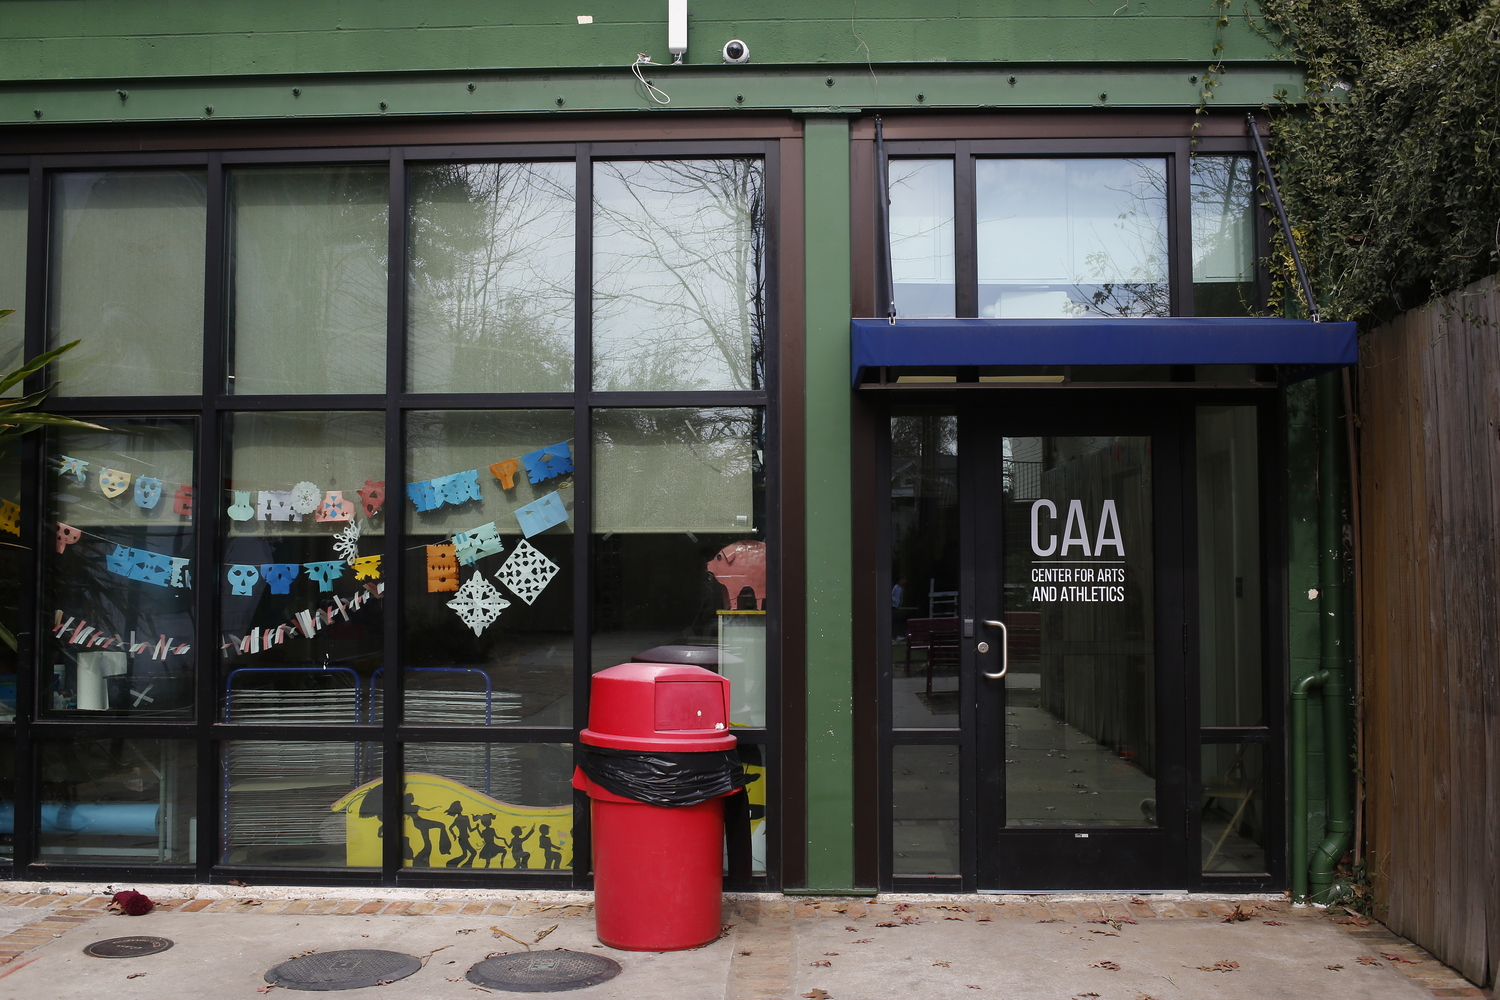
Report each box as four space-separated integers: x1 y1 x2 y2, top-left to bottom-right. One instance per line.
508 825 536 869
445 801 479 868
477 814 507 868
537 824 563 870
402 792 450 866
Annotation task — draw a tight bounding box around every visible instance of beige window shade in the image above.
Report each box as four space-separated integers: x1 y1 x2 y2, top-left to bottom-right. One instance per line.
226 412 386 539
49 170 207 396
0 174 25 376
593 408 758 535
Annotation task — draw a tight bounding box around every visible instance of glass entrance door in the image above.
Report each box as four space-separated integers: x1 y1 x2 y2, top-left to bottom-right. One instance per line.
970 410 1189 889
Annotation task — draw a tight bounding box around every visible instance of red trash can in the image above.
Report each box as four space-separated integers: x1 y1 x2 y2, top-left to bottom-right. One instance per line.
573 663 740 952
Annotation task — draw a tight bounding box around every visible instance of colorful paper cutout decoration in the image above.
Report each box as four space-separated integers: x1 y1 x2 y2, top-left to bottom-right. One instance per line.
290 481 322 515
333 522 361 565
126 549 173 587
173 485 194 517
495 538 560 606
55 522 82 554
227 491 255 521
352 554 382 581
407 480 441 512
316 491 354 522
226 564 261 596
446 571 511 636
426 543 460 593
58 456 88 483
260 563 302 595
453 521 505 567
0 500 17 536
514 491 568 537
133 476 163 509
303 560 345 593
98 468 132 499
434 470 483 507
169 557 191 590
258 490 302 522
707 539 768 611
357 479 386 518
106 544 131 576
522 441 574 484
489 459 520 490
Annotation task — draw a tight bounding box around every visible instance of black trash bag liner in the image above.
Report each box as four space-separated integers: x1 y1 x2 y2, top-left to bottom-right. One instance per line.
578 744 758 807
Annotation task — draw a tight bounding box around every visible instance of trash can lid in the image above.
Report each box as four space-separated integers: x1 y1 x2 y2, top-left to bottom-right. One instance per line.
632 644 744 668
581 662 737 751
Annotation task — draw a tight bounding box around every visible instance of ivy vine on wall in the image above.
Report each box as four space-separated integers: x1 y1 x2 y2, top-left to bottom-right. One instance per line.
1253 0 1500 326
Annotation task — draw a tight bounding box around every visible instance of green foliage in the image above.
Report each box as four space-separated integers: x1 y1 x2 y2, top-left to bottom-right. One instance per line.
1257 1 1500 325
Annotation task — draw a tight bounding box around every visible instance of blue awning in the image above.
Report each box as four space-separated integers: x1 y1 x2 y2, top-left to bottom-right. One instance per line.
850 317 1358 386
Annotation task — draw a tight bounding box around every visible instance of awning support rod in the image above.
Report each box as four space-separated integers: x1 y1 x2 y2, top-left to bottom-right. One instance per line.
1246 114 1319 322
874 116 897 324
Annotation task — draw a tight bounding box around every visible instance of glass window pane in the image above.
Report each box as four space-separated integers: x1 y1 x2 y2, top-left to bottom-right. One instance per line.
1003 435 1156 827
38 738 195 864
892 744 960 875
1191 155 1257 317
228 167 388 394
408 162 575 393
221 412 385 723
735 744 769 875
49 170 207 396
1202 743 1267 872
889 160 955 318
593 159 765 391
399 742 573 870
42 418 197 719
890 412 960 729
0 173 26 379
592 408 768 725
0 448 18 711
0 738 12 863
977 158 1168 319
403 410 574 727
1197 406 1263 726
224 740 381 867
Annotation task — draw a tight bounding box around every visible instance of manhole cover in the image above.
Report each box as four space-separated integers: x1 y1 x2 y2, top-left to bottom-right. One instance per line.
264 950 422 991
466 950 622 993
84 936 174 959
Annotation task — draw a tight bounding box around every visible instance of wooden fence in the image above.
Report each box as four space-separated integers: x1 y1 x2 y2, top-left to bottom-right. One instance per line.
1359 273 1500 986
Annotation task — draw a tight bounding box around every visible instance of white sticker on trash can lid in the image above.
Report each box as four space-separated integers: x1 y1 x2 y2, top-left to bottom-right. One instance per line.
715 722 724 729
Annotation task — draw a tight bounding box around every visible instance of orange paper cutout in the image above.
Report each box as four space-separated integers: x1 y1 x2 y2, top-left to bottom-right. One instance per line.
426 543 459 593
489 459 520 490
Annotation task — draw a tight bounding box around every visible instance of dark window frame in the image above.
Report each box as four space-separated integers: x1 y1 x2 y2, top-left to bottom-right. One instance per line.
1 136 785 891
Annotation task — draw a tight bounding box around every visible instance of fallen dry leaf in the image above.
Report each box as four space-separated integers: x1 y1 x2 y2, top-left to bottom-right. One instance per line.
714 923 735 942
823 952 839 956
1088 916 1138 926
738 950 751 956
1332 914 1372 926
933 960 951 967
1326 964 1344 971
1197 960 1239 972
976 916 993 922
1073 994 1101 1000
418 945 452 967
844 925 858 931
1090 960 1121 971
1356 956 1382 966
533 924 558 944
802 991 831 1000
1221 904 1255 923
933 905 973 912
241 898 263 906
966 985 982 990
1130 897 1147 905
446 976 464 982
1059 929 1075 935
900 915 920 925
810 960 832 967
126 973 147 979
1381 953 1421 964
490 926 531 951
893 903 914 912
287 950 317 960
1037 918 1063 923
853 938 873 943
256 987 278 995
456 928 476 935
944 916 966 920
228 878 251 887
876 921 899 928
1263 920 1288 925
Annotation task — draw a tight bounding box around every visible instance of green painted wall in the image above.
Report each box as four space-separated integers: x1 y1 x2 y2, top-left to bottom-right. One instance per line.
1 1 1283 79
801 115 855 890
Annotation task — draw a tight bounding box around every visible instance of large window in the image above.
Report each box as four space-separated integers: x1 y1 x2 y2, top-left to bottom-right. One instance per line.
3 143 777 886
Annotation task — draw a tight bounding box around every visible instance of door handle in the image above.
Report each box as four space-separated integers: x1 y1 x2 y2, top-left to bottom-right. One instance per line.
980 619 1009 679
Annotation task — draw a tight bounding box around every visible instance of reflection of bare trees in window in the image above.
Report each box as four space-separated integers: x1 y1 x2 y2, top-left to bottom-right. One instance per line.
1189 156 1256 316
1068 160 1170 319
593 159 765 392
408 163 576 393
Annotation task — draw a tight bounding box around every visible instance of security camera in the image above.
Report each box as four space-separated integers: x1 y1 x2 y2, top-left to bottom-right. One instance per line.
722 39 750 64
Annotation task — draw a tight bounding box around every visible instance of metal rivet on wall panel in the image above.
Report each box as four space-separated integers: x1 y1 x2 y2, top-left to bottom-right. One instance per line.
116 89 128 102
467 83 476 92
735 93 744 104
204 106 213 115
33 109 41 118
292 87 301 97
916 93 925 102
379 101 388 111
1099 93 1108 102
556 97 565 106
1008 76 1017 86
826 77 834 87
1189 76 1198 84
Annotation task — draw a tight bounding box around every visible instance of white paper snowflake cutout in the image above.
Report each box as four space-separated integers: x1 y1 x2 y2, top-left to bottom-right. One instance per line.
289 480 322 515
495 538 560 606
446 571 511 636
333 522 361 565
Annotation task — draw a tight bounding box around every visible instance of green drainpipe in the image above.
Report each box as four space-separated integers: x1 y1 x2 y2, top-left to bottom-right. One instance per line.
1307 373 1354 902
1289 670 1327 901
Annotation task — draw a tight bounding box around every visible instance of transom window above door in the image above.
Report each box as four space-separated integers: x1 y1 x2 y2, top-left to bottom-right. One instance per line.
886 149 1258 321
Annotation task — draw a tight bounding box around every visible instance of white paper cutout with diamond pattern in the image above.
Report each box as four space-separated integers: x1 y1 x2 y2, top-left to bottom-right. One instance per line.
333 522 361 565
447 571 511 636
495 539 560 606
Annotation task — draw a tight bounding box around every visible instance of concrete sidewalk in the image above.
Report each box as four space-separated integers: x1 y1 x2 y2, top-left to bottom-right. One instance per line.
0 885 1483 1000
